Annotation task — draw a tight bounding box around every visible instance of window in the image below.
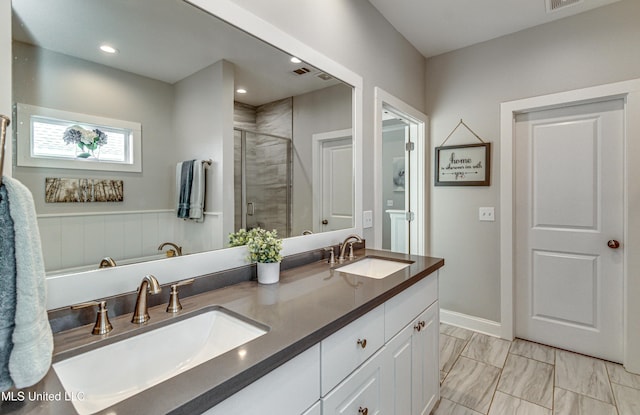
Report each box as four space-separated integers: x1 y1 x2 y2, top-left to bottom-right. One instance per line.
16 103 142 172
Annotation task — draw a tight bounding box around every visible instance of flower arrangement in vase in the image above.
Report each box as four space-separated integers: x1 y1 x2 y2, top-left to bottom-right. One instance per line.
63 125 108 159
229 227 283 284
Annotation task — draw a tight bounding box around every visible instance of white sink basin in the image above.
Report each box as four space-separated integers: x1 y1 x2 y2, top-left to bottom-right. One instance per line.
53 308 267 415
336 257 411 279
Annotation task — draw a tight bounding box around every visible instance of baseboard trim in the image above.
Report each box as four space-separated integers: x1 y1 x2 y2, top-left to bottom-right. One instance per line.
440 309 503 338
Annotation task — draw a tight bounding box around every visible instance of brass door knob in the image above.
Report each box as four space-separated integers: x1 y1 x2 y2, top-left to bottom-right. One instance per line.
322 219 329 225
607 240 620 249
357 338 367 349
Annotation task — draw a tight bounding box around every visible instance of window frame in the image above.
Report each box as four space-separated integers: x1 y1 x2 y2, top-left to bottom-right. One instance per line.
15 103 142 172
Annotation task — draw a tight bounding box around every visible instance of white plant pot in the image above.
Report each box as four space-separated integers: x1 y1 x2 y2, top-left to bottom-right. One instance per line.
257 262 280 284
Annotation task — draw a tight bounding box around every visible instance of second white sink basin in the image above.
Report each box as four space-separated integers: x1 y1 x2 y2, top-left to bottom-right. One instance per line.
337 257 411 279
53 308 267 415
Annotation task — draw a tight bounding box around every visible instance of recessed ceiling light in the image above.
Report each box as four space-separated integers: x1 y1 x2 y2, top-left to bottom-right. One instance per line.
99 44 118 54
236 88 247 94
290 57 302 64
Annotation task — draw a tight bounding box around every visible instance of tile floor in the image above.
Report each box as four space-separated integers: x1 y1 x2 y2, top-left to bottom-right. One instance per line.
434 323 640 415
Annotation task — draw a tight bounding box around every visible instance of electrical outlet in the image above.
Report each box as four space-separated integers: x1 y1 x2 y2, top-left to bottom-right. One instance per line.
363 210 373 228
479 207 495 222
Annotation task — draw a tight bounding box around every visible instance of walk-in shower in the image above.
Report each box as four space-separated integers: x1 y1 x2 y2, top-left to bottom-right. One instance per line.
234 128 292 237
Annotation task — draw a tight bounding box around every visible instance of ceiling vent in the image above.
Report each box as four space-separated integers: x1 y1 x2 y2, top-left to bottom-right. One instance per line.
317 72 332 81
547 0 583 12
292 67 311 75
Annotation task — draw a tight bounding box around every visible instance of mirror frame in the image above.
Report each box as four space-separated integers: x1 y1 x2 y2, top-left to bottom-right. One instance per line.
43 0 363 310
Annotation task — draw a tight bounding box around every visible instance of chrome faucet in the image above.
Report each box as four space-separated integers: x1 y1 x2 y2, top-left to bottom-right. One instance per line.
158 241 182 257
99 256 117 268
338 234 364 261
132 274 162 324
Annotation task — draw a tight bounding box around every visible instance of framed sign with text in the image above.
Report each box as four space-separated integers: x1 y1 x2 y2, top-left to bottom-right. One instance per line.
435 142 491 186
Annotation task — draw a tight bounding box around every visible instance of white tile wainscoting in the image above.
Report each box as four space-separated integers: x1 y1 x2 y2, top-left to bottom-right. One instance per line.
436 324 640 415
38 210 224 273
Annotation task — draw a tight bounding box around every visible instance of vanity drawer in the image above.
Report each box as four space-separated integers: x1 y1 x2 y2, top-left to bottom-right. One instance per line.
384 272 438 341
204 344 320 415
321 304 385 395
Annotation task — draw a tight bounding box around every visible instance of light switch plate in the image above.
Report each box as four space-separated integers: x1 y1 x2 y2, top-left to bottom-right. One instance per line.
363 210 373 228
386 200 394 207
479 207 495 222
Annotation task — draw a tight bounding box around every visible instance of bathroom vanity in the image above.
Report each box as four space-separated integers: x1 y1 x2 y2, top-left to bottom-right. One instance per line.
0 249 443 415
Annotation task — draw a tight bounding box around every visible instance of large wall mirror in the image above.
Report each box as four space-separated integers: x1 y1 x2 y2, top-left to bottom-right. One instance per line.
11 0 355 276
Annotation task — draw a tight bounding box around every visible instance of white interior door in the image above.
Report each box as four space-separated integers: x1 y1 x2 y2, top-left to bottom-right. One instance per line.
319 137 353 232
514 99 624 362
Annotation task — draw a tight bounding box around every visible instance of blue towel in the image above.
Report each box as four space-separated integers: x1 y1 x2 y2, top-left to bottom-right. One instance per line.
3 177 53 389
0 184 17 391
176 160 195 218
188 160 205 222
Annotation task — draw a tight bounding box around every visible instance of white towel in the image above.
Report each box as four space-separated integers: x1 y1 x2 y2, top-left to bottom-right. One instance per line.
189 160 205 222
3 177 53 388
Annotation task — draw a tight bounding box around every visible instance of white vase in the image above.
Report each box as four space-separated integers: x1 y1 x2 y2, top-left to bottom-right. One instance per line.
257 262 280 284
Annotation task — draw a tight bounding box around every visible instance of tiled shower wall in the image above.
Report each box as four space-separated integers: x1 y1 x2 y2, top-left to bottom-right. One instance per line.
233 99 292 237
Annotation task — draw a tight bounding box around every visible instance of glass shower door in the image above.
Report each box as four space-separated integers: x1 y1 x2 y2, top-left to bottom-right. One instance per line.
234 129 291 237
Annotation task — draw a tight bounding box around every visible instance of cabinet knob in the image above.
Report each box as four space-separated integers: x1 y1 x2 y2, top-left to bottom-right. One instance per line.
358 407 368 415
357 338 367 349
414 321 425 332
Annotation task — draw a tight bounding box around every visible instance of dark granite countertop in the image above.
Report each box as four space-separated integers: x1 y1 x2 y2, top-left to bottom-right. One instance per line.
0 249 443 415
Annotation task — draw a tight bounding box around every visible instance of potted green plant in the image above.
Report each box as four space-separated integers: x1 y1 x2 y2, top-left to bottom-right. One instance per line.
229 227 283 284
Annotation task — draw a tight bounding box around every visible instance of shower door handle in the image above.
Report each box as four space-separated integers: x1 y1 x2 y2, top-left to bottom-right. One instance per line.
247 202 255 216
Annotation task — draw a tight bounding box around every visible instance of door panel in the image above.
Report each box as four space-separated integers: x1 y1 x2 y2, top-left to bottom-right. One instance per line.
515 99 624 362
321 138 353 231
532 250 597 327
532 119 598 229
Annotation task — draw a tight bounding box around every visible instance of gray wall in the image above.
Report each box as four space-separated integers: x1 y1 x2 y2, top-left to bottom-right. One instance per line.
12 41 175 213
228 0 427 242
174 60 234 215
292 83 352 235
426 0 640 322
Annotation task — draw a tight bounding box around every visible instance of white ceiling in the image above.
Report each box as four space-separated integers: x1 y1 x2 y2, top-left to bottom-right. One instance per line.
11 0 341 106
368 0 622 58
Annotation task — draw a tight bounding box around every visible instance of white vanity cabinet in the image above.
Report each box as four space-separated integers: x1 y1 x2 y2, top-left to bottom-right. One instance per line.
385 302 439 415
203 344 320 415
205 273 439 415
321 347 389 415
321 273 440 415
302 401 322 415
320 304 385 394
412 303 439 415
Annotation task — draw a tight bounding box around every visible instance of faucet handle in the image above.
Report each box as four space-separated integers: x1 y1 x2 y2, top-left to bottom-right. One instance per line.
324 247 336 265
348 242 355 260
166 278 195 313
71 300 113 335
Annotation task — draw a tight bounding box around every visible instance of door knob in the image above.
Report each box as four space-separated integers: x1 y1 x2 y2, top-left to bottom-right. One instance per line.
322 219 328 225
607 240 620 249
